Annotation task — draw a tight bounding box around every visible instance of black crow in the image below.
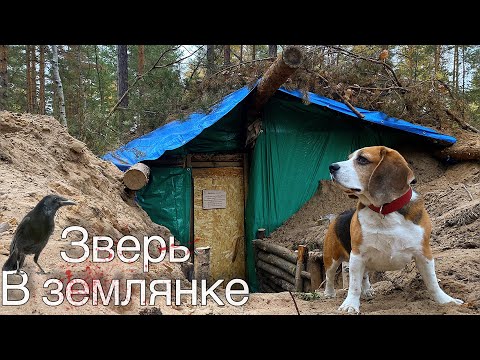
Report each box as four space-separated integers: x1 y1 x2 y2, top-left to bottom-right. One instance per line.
2 194 76 274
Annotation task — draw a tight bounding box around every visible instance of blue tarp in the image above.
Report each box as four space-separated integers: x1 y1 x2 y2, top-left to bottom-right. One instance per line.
103 84 456 170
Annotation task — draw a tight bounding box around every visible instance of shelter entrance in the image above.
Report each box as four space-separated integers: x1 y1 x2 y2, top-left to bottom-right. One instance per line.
192 156 246 284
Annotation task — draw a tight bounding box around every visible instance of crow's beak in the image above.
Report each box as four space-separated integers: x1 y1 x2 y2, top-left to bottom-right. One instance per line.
59 199 76 206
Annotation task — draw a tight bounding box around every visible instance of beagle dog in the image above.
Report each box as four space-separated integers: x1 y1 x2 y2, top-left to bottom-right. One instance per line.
323 146 463 313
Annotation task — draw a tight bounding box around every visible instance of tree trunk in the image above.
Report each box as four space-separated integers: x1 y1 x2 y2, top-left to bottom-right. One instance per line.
94 45 104 111
223 45 231 67
38 45 45 115
206 45 215 75
239 45 243 62
0 45 7 110
434 45 440 79
76 45 85 137
462 45 466 95
117 45 129 108
268 45 277 58
30 45 37 113
252 45 256 60
138 45 145 98
250 46 303 115
123 162 150 190
51 45 67 127
454 45 459 93
138 45 145 76
26 45 32 112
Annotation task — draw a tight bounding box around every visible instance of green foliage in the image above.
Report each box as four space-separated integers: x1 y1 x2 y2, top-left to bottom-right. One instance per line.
2 45 480 155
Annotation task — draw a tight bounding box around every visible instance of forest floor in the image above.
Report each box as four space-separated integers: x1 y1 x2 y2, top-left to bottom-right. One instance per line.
1 111 479 315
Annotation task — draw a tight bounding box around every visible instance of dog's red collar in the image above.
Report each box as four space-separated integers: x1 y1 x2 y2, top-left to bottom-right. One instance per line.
368 187 413 215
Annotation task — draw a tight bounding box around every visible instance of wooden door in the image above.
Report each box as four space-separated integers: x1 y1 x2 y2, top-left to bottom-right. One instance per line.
193 167 245 284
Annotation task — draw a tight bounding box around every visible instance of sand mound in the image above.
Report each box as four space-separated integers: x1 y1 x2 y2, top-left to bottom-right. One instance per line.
0 111 190 315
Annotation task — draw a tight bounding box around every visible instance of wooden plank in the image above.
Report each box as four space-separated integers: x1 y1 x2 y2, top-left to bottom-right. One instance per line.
295 245 307 292
257 250 296 276
256 260 295 284
252 239 297 264
307 255 323 291
193 167 245 283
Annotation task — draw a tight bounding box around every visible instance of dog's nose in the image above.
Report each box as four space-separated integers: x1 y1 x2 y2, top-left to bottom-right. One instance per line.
329 163 340 174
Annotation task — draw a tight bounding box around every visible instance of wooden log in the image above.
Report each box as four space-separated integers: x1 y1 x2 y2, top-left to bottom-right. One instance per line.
263 278 284 292
123 162 150 190
301 271 311 280
256 259 295 284
259 281 276 293
252 239 297 264
259 270 295 292
257 250 296 276
250 46 303 115
194 246 211 286
307 254 323 291
295 245 307 292
435 132 480 161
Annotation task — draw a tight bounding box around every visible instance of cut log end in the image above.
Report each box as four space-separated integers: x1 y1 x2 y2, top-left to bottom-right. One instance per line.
123 162 150 190
282 46 303 68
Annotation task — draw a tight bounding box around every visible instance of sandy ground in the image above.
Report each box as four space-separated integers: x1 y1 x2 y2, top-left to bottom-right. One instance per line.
1 111 479 315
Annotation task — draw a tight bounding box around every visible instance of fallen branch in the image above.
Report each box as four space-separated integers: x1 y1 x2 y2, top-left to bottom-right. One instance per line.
336 90 364 119
289 291 301 315
209 57 275 79
445 108 480 133
326 45 404 89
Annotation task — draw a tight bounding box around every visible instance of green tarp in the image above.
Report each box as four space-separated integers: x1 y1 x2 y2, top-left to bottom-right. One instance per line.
135 92 407 292
166 102 245 155
136 167 192 247
244 95 403 291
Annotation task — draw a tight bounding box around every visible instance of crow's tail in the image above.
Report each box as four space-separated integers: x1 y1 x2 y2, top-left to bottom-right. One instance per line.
2 249 19 271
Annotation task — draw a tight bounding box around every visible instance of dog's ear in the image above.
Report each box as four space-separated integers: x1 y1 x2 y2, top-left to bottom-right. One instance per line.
368 148 414 206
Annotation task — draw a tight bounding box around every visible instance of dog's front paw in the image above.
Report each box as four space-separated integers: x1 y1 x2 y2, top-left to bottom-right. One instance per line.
435 293 463 305
338 297 360 314
361 287 375 300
